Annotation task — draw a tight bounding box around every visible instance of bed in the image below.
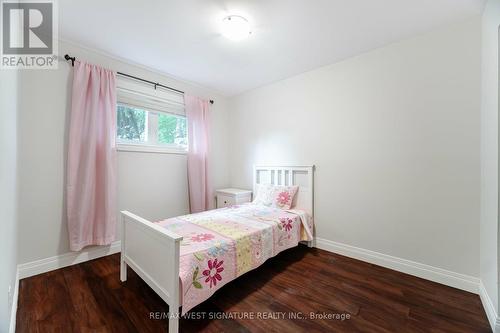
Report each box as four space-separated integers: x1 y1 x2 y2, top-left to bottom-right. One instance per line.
120 165 315 333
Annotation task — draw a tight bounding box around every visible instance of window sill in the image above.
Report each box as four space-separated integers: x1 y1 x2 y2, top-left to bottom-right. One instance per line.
117 143 187 155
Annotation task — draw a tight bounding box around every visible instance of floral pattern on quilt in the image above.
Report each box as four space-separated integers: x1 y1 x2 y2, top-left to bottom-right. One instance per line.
155 204 313 314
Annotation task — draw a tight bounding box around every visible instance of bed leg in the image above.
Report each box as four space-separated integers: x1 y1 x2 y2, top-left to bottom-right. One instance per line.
169 317 179 333
120 212 127 282
168 305 179 333
120 256 127 282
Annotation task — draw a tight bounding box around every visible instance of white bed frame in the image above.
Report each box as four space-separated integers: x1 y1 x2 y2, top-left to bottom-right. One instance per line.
120 165 314 333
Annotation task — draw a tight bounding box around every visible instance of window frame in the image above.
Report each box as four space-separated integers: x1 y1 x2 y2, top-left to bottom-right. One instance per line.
115 79 188 155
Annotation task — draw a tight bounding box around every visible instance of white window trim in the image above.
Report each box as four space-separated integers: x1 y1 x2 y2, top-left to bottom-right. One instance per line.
116 142 187 155
116 77 188 155
115 110 188 154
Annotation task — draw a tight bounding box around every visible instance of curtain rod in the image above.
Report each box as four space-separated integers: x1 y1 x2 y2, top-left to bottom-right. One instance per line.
64 54 214 105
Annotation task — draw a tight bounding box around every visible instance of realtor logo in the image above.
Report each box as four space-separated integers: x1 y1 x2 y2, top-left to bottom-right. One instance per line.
1 0 58 69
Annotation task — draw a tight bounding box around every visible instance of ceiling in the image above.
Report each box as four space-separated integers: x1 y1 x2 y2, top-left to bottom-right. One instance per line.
59 0 486 96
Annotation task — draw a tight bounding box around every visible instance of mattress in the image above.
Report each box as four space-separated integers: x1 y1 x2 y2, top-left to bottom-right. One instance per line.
155 203 313 313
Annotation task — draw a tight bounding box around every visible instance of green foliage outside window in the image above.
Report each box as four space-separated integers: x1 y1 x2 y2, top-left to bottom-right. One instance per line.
158 113 188 146
117 105 146 141
117 104 187 148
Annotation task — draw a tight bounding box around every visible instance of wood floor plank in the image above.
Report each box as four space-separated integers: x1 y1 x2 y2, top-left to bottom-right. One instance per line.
16 245 491 333
61 265 107 332
80 260 138 332
36 271 80 333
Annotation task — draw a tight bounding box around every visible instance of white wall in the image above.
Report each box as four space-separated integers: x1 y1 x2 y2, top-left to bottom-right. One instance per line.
228 19 481 277
17 40 230 264
480 0 500 325
0 69 19 331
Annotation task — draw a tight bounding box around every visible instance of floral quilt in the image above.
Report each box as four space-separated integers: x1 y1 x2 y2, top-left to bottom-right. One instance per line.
155 203 314 314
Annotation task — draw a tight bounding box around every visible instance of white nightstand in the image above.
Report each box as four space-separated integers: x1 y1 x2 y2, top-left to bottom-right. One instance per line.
216 188 252 208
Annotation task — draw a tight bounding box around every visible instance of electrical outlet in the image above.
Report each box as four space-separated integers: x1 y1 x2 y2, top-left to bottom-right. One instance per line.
8 285 12 306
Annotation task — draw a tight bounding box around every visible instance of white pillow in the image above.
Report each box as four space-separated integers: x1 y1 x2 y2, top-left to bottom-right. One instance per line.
252 184 273 206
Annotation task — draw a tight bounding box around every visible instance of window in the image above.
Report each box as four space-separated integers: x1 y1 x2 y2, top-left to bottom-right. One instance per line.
158 113 187 146
116 78 188 154
116 104 188 151
117 105 147 142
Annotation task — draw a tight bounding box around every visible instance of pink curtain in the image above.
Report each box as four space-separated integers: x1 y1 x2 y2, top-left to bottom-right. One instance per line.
185 95 212 213
67 61 117 251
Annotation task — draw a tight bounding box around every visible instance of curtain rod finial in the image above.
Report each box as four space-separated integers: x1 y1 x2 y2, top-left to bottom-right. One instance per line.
64 54 75 67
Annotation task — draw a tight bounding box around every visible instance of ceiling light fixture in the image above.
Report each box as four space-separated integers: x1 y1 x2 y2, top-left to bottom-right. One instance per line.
221 15 251 41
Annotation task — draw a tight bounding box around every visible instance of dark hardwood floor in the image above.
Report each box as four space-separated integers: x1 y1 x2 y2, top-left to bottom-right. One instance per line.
16 245 491 332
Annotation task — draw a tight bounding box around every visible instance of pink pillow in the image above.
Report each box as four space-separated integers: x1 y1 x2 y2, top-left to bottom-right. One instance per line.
253 184 298 210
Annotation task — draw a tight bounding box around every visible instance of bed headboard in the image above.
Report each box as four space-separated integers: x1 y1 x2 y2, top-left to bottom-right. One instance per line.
253 165 315 217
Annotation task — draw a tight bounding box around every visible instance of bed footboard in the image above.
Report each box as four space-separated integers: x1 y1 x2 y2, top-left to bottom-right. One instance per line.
120 211 183 333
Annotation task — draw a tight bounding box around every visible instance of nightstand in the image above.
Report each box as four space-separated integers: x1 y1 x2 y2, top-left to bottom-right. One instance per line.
216 188 252 208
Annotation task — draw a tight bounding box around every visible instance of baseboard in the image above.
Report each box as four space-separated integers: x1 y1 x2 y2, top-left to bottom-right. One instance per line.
11 237 494 330
18 241 121 279
9 269 19 333
479 281 500 332
315 237 479 294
